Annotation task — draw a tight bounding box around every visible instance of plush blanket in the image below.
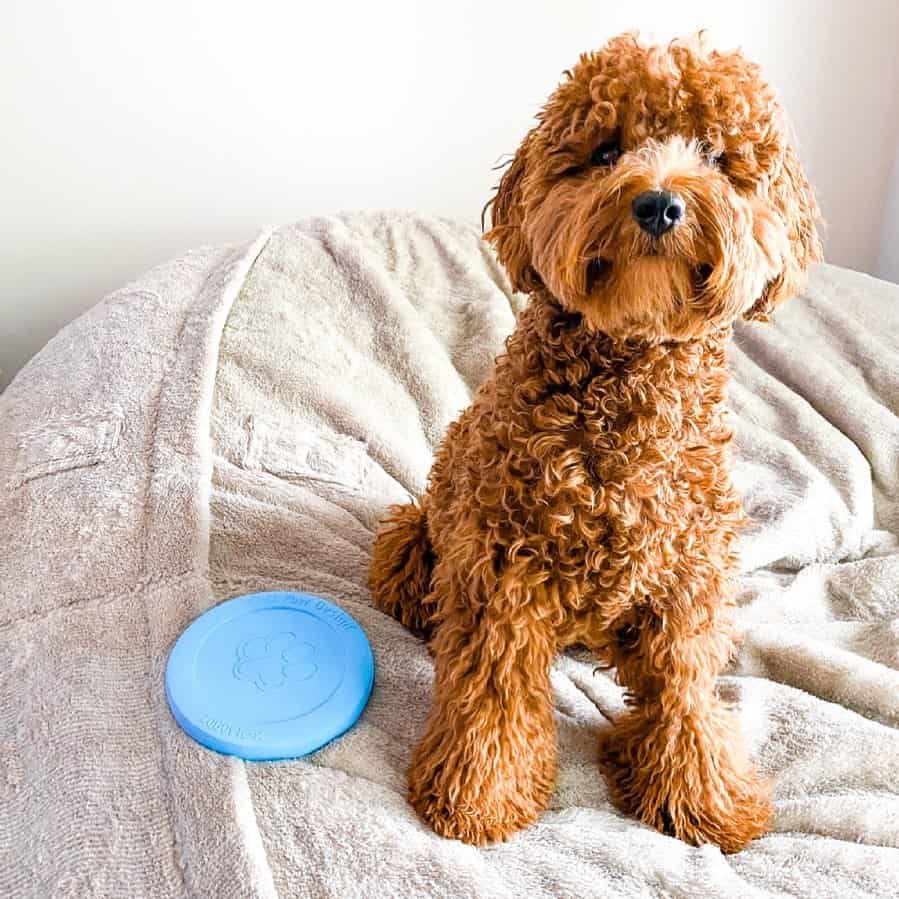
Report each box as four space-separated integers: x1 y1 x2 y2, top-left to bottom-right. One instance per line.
1 212 898 898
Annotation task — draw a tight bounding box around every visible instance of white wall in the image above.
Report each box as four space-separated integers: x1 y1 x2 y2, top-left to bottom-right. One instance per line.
3 0 899 389
878 146 899 284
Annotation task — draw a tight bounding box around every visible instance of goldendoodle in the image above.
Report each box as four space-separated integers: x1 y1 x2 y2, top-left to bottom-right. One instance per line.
369 32 821 852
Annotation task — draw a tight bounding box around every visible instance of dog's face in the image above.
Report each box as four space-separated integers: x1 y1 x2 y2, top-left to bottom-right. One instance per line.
486 34 822 341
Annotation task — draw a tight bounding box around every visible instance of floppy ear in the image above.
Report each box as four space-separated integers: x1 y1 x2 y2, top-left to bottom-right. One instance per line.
483 136 543 293
743 143 823 321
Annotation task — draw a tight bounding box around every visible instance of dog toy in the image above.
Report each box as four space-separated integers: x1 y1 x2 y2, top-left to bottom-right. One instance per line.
165 591 373 760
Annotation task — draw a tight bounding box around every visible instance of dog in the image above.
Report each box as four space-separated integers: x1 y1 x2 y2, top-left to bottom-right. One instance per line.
369 32 821 852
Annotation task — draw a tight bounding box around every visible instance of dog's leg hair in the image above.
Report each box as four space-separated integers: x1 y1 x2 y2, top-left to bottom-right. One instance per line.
598 602 771 853
407 569 558 844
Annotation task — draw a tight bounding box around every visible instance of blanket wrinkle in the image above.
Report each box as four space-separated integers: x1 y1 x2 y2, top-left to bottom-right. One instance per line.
2 212 899 898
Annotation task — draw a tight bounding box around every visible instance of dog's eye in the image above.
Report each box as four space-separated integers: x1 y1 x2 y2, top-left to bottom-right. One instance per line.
700 141 728 171
590 140 621 167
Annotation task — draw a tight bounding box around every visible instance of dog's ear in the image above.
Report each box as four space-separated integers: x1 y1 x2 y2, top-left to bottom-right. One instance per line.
743 143 823 321
483 136 543 293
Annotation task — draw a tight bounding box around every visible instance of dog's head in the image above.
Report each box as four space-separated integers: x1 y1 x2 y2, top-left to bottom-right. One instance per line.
485 33 822 341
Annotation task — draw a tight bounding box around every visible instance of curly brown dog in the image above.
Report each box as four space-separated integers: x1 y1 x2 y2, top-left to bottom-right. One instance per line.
369 32 821 852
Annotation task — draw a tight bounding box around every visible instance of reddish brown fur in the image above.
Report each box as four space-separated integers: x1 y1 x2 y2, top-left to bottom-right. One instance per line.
369 33 821 852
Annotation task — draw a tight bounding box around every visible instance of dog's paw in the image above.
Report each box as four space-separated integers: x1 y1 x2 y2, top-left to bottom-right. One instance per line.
664 783 770 855
408 740 555 845
409 789 540 845
599 718 771 854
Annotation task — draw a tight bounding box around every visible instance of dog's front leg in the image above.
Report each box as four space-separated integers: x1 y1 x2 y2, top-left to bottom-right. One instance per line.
599 604 771 853
407 573 558 845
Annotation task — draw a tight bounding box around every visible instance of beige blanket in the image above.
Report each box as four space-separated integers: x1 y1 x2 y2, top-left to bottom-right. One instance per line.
1 212 898 898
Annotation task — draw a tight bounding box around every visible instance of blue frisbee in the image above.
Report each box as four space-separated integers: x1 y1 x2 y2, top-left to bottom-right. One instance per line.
165 591 374 761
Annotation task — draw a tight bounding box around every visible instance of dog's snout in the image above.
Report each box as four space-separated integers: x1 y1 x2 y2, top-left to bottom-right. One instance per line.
631 190 685 238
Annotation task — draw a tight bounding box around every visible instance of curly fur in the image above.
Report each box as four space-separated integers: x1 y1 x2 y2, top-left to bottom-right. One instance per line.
369 32 821 852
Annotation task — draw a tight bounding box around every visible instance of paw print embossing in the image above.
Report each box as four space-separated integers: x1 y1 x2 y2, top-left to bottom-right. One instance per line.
233 632 318 691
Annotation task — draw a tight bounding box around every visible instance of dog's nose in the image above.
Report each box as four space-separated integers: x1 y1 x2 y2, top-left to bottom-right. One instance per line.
631 190 685 238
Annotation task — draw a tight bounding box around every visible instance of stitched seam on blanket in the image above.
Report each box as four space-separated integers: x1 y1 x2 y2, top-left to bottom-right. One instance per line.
138 299 209 899
137 231 276 583
139 230 280 899
6 412 124 488
239 414 370 494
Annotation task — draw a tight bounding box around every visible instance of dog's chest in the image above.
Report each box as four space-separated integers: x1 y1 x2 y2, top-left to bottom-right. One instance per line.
455 328 738 568
507 355 736 567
